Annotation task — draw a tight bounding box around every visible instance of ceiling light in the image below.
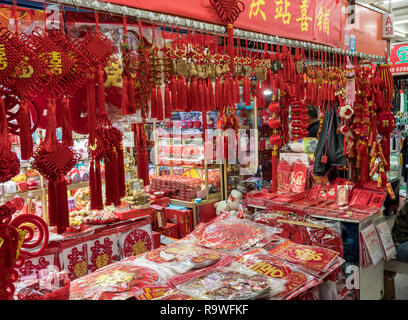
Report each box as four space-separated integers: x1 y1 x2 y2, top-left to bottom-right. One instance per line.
395 30 406 37
395 19 408 25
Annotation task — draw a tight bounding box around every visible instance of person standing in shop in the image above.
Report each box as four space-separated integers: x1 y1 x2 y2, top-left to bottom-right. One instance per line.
392 202 408 262
307 106 319 138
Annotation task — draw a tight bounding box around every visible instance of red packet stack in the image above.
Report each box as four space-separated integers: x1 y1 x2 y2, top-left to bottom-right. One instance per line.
290 161 308 193
236 248 321 300
164 208 194 238
267 240 344 281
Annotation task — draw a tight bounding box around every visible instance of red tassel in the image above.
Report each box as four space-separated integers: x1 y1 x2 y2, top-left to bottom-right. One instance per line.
164 84 171 119
43 98 57 153
382 135 391 172
18 101 33 160
177 77 183 110
48 177 69 234
89 160 97 210
182 78 188 110
121 75 129 115
359 143 369 183
234 77 240 104
94 159 103 209
171 77 177 111
156 86 164 120
87 79 97 141
128 76 136 114
117 143 126 199
198 80 205 112
243 77 250 106
208 80 215 111
60 97 73 146
191 77 198 111
215 78 222 111
271 146 278 193
47 178 57 227
204 81 209 112
150 86 157 118
96 66 107 115
227 25 234 75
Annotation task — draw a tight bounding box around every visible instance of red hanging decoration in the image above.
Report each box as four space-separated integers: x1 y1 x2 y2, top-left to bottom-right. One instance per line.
209 0 244 75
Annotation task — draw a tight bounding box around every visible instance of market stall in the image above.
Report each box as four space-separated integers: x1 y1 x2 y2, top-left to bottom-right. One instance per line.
0 0 402 301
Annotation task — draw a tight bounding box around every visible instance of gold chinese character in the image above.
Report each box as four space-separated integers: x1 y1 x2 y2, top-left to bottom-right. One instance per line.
0 44 8 71
317 6 330 35
250 261 284 278
296 0 312 32
249 0 267 21
294 248 323 261
275 0 291 24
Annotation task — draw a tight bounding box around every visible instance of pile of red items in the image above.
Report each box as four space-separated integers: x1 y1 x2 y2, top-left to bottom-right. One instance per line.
150 175 203 201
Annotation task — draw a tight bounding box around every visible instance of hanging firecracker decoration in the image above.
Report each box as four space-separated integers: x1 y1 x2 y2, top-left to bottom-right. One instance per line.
209 0 244 75
290 102 309 141
268 101 282 193
377 110 395 172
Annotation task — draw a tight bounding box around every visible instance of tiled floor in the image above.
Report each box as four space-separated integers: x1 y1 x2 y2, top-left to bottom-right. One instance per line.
395 274 408 300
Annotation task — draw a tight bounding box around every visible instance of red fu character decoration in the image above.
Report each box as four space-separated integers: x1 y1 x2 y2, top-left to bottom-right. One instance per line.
210 0 245 75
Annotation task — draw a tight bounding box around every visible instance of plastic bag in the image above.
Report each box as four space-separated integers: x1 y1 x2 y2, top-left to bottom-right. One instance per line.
236 248 320 300
69 257 175 300
191 216 281 255
267 240 344 280
137 238 228 274
170 257 286 300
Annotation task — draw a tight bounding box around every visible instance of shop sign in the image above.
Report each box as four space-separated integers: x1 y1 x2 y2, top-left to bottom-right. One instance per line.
382 13 395 39
390 43 408 75
106 0 342 46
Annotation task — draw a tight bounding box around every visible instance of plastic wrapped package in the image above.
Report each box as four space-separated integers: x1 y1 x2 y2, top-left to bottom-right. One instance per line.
236 249 320 300
191 216 282 255
69 256 175 300
169 257 286 300
267 240 344 280
133 285 198 300
137 238 228 274
15 267 70 300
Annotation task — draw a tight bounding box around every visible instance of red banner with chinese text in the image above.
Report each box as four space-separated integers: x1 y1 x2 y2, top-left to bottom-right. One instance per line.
96 0 342 46
390 43 408 75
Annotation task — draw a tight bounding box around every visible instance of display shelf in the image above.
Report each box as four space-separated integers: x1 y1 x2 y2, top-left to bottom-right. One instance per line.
1 188 43 202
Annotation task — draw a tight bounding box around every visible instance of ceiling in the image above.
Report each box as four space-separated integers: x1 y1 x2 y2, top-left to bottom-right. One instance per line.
361 0 408 42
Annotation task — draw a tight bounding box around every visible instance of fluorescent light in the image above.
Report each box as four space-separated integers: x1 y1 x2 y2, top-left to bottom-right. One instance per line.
263 89 273 96
395 30 406 37
395 19 408 25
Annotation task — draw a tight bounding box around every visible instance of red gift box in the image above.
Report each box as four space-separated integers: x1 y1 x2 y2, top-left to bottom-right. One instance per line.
164 208 194 238
152 231 161 249
151 205 166 231
114 208 152 221
159 223 178 238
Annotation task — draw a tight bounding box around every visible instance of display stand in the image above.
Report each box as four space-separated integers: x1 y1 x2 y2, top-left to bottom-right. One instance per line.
247 202 386 300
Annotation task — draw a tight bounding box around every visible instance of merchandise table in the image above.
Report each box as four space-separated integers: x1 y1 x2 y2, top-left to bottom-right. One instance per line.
247 202 385 300
17 216 154 281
